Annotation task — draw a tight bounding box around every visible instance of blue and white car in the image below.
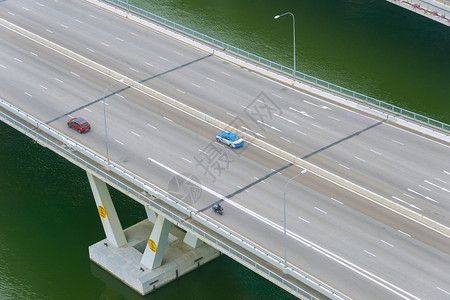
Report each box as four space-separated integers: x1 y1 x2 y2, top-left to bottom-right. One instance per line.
216 131 244 148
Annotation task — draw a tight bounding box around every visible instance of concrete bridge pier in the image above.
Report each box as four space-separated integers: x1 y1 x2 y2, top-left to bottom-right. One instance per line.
86 172 220 295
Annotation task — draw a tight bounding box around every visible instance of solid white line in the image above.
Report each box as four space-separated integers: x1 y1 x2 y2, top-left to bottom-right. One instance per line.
381 240 394 247
434 177 447 184
339 164 350 170
444 170 450 175
437 287 450 295
424 180 449 192
298 217 310 223
418 185 431 191
257 120 281 132
182 157 192 164
392 196 411 206
354 156 366 162
364 250 376 257
409 205 423 211
30 52 38 56
402 193 415 199
14 57 23 62
131 131 140 137
398 230 411 237
146 123 157 129
163 117 173 122
114 139 124 145
241 126 266 138
304 100 321 108
70 71 80 77
408 188 438 203
24 92 32 97
146 157 421 300
331 198 343 205
54 78 64 83
274 114 299 125
314 207 327 214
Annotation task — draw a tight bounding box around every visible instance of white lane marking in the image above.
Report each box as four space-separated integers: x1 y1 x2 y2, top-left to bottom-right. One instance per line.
46 29 53 33
280 137 291 143
100 101 109 106
70 71 80 77
54 77 64 84
370 149 382 156
145 61 153 66
8 12 15 16
206 77 216 82
86 48 95 52
272 93 282 98
39 85 48 90
116 37 124 42
339 164 350 170
130 32 138 36
84 108 92 113
176 89 185 94
163 117 173 122
36 2 44 7
381 240 394 247
391 139 404 145
116 94 124 99
304 100 321 108
392 196 411 206
311 124 322 129
74 19 83 24
314 207 327 214
191 83 201 88
236 185 249 193
298 216 310 223
88 14 97 19
289 107 315 119
182 157 192 164
146 123 157 130
221 71 231 76
296 130 307 136
173 50 184 56
410 205 423 211
198 149 207 155
114 139 124 145
131 131 140 137
24 92 32 97
22 6 30 11
241 126 266 138
354 156 366 162
0 64 6 69
398 230 411 237
418 185 431 191
60 24 68 29
129 67 139 72
253 176 265 183
274 113 299 125
30 52 38 56
424 180 449 192
444 170 450 175
159 56 168 61
364 250 376 257
330 198 343 204
328 116 340 121
437 287 450 295
407 188 438 203
434 177 447 184
226 112 236 117
402 193 415 199
146 157 422 300
14 58 23 63
257 120 281 132
101 42 109 47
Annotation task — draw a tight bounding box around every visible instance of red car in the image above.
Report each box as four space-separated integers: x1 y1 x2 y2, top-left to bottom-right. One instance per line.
67 117 91 133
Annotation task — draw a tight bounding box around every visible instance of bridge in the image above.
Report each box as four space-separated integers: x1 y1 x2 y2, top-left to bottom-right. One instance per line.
386 0 450 26
1 1 449 299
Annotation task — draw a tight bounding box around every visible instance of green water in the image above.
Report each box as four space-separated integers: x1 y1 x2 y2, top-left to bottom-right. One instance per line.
1 1 449 299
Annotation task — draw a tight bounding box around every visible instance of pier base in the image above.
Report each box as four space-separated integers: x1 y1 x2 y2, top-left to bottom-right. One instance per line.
89 219 220 295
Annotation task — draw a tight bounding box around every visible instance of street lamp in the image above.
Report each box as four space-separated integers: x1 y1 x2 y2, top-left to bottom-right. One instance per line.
103 79 124 168
283 169 307 268
274 12 296 80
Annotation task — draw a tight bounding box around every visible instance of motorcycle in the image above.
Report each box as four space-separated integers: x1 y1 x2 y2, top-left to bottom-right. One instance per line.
212 204 223 215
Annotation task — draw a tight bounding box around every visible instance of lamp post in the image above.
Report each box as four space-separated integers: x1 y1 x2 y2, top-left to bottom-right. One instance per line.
103 79 124 168
274 12 296 80
283 169 307 268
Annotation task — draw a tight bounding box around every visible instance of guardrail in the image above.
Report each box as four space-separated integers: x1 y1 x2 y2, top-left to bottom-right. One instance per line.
103 0 449 135
0 98 347 300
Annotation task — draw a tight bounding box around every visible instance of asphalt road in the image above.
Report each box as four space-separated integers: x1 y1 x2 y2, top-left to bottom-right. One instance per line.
1 1 449 299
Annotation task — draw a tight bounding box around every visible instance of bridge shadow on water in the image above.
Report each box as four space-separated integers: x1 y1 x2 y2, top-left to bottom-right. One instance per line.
45 54 213 124
200 117 387 212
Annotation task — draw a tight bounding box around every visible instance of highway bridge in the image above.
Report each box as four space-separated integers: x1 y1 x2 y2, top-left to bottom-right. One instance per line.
1 1 449 299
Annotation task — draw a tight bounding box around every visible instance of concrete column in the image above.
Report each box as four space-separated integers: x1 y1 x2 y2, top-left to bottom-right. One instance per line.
183 232 204 248
87 172 127 248
140 214 172 270
144 205 157 223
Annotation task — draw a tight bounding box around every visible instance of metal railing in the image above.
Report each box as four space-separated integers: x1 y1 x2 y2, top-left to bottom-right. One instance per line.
1 100 347 299
104 0 449 135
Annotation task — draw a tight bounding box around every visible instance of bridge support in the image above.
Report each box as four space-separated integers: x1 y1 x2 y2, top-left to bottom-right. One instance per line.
87 173 220 295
